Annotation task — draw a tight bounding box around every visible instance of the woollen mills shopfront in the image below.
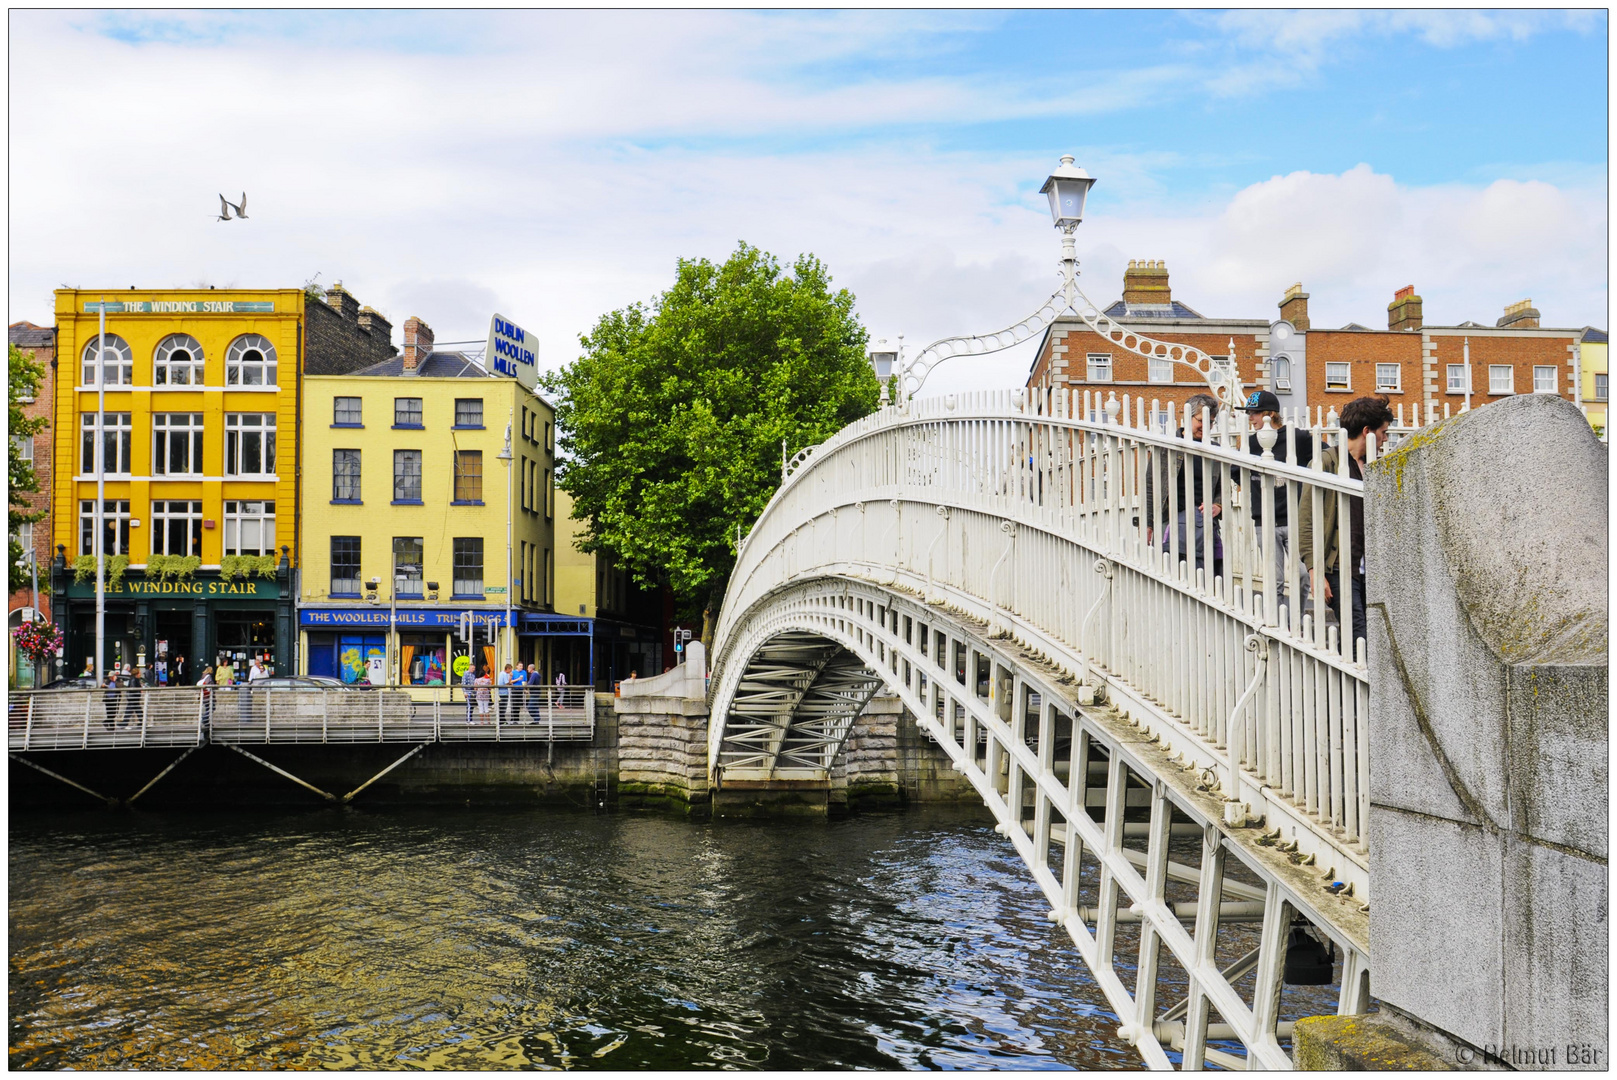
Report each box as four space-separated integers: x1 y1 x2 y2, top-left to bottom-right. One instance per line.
50 552 294 679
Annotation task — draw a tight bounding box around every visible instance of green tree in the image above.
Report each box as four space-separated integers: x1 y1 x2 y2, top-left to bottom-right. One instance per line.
9 343 49 596
545 243 878 642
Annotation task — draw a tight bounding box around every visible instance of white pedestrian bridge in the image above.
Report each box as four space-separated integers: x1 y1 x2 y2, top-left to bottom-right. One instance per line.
707 388 1389 1069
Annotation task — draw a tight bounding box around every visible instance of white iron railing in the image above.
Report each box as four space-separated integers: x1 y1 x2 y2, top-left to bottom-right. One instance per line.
716 387 1384 854
8 686 596 752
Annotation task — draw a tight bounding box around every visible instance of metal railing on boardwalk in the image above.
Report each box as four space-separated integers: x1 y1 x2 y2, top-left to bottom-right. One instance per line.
8 685 596 752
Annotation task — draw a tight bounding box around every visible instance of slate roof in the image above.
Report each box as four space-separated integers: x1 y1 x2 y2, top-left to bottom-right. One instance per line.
1102 300 1206 320
1340 322 1372 331
349 351 499 379
8 321 53 348
1581 326 1608 344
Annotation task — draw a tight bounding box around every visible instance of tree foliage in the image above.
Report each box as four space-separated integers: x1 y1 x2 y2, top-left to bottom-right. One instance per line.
9 343 48 596
545 243 878 631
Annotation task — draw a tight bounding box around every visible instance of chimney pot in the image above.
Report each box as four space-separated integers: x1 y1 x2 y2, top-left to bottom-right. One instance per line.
1497 298 1541 329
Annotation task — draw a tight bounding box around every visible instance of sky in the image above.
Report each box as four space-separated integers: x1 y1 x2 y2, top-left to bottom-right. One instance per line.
8 9 1609 396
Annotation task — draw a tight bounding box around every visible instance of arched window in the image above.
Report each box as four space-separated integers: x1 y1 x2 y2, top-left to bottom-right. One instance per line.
81 334 133 386
154 334 205 385
226 334 278 386
1272 355 1292 391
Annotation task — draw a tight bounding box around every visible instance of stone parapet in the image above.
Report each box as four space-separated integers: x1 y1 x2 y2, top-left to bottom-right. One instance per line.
1364 394 1607 1066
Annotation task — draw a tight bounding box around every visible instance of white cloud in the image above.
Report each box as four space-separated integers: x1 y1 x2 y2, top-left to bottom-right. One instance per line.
7 13 1607 404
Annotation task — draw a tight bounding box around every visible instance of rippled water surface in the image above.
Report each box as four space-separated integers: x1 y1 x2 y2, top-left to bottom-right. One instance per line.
10 807 1134 1069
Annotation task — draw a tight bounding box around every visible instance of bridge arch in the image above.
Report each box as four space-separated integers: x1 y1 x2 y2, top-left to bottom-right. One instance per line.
709 389 1384 1068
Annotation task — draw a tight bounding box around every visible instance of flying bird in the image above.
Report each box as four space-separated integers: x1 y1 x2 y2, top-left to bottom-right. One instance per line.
216 194 233 221
218 192 248 221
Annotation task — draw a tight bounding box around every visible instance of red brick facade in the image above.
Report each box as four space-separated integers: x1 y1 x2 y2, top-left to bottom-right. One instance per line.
9 321 56 676
1306 330 1425 417
1426 329 1578 404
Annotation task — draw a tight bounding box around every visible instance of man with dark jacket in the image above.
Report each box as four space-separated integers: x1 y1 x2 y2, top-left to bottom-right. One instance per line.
1238 390 1313 605
1144 393 1224 579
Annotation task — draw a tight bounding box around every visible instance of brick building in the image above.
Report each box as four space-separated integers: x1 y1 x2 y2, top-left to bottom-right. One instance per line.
1026 261 1273 429
1030 265 1592 429
9 321 56 684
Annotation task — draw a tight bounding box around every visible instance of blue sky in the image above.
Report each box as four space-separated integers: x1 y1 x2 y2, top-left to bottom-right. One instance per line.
10 9 1607 393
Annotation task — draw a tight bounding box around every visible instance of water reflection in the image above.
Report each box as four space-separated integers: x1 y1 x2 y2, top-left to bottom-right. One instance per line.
10 807 1134 1070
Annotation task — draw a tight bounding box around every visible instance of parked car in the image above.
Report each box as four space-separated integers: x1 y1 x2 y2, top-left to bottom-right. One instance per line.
37 676 100 691
248 676 355 691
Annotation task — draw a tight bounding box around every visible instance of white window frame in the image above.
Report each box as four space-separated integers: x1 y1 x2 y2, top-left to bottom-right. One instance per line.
16 521 33 557
152 413 205 476
1375 363 1402 393
225 413 277 476
1148 356 1174 384
151 499 203 557
1596 373 1609 402
1325 362 1351 390
1447 364 1468 393
1533 366 1557 394
223 500 276 556
225 334 278 386
1270 356 1291 391
1489 365 1515 395
78 499 131 556
81 412 134 475
153 334 205 386
1086 353 1113 383
13 432 34 463
81 334 133 386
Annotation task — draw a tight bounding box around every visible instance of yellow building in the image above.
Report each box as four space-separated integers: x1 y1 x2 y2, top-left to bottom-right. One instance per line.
1579 327 1608 436
50 288 315 675
298 317 558 686
552 488 666 686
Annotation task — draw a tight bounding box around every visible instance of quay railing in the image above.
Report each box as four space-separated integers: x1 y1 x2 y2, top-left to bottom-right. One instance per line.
717 386 1386 854
8 685 596 753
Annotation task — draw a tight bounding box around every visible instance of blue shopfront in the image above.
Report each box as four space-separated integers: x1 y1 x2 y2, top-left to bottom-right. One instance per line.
300 607 510 686
521 614 661 690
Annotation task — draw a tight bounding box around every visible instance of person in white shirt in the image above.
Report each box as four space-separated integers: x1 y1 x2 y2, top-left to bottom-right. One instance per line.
248 657 268 683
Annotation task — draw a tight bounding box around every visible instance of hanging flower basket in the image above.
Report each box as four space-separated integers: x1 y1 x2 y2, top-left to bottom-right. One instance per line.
12 619 63 667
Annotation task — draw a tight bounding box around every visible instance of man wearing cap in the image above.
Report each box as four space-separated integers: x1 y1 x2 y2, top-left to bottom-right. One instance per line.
1237 390 1312 608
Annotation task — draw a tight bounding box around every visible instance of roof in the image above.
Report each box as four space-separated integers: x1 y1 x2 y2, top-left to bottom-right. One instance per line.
1581 327 1608 344
1340 322 1372 331
8 321 52 348
349 351 500 379
1102 300 1206 320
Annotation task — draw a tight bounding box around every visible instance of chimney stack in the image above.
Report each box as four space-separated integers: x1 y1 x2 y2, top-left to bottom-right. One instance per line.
402 317 434 375
1279 282 1310 330
1497 299 1541 329
357 305 392 341
325 280 360 321
1123 260 1171 307
1388 285 1422 331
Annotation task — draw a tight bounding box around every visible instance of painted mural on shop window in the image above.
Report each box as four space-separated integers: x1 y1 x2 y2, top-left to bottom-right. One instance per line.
339 638 387 685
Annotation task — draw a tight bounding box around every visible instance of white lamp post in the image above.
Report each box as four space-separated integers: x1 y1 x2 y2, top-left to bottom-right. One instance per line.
873 155 1240 407
497 419 514 674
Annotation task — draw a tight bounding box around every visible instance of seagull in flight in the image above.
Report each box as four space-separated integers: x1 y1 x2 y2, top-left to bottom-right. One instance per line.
217 192 248 221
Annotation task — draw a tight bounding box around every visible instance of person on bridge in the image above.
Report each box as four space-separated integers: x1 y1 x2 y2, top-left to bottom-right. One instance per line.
101 670 122 731
1237 390 1313 608
1144 392 1224 581
497 664 513 724
1297 394 1393 656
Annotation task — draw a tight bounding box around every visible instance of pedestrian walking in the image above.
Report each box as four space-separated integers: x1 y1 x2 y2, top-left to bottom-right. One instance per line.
197 665 216 729
463 661 477 723
1144 393 1225 581
1236 390 1313 608
102 669 121 731
497 663 512 724
475 668 492 720
510 661 528 724
173 655 187 685
524 663 541 722
1298 395 1393 654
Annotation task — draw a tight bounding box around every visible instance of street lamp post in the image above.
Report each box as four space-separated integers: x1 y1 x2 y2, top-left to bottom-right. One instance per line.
497 418 515 674
869 155 1244 408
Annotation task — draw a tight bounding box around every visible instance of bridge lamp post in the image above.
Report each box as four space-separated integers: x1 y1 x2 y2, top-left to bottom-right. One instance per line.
870 155 1240 407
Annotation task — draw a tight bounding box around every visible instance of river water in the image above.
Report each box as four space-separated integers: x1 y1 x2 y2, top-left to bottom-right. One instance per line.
10 807 1137 1070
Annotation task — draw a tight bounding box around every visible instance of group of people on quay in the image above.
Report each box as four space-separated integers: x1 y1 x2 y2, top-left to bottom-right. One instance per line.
460 662 584 724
